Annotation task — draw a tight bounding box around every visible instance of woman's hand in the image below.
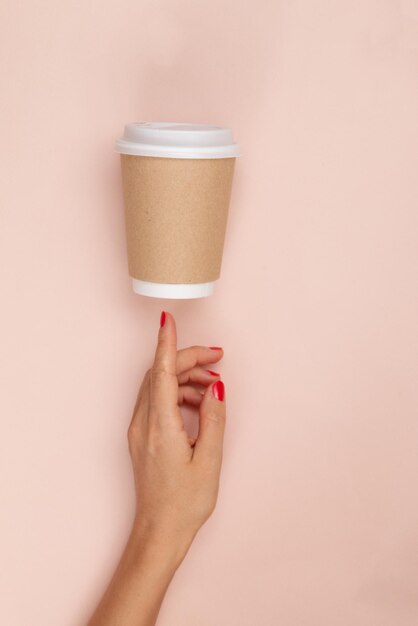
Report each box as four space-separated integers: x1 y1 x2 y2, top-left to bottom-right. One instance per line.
86 310 227 626
128 310 226 563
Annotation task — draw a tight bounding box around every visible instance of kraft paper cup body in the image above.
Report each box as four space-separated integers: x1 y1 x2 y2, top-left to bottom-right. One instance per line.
115 122 240 299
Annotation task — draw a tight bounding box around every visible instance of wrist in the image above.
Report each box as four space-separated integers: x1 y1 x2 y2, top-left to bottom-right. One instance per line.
128 517 196 572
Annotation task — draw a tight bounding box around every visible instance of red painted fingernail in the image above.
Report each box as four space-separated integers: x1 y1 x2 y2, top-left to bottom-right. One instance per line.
160 311 166 327
207 370 220 377
212 380 225 401
209 346 222 350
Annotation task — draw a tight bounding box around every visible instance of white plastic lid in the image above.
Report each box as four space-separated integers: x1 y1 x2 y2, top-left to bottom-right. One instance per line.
115 122 240 159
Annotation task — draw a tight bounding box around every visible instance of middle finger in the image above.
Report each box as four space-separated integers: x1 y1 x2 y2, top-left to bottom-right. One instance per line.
177 365 221 386
176 345 224 375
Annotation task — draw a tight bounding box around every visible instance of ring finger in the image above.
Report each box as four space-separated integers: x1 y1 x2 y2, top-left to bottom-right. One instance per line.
178 384 205 407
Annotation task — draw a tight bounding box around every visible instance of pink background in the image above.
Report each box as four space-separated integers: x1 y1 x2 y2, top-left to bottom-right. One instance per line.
1 1 418 625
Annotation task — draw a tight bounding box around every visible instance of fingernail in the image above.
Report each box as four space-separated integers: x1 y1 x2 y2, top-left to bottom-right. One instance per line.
207 370 220 377
212 380 225 401
160 311 166 327
209 346 222 350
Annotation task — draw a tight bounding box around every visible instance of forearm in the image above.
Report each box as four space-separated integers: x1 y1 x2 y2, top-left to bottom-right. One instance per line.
86 521 195 626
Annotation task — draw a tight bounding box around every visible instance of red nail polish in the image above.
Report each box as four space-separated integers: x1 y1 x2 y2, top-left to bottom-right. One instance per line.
207 370 220 377
160 311 166 327
212 380 225 401
209 346 222 350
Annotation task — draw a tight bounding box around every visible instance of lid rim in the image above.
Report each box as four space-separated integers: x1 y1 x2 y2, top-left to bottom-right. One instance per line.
115 143 240 159
115 122 241 159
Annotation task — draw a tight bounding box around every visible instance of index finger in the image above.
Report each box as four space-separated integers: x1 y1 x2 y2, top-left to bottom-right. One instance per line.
149 310 179 420
176 345 224 375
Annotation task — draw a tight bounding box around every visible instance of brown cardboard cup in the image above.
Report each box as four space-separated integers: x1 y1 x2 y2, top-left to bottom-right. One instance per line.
115 122 240 299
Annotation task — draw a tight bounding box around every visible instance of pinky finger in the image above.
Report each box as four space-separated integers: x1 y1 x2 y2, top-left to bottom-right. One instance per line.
178 385 204 407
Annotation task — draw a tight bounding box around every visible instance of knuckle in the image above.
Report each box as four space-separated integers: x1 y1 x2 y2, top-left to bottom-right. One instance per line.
127 423 137 440
187 346 200 363
205 410 225 424
197 491 219 522
127 421 143 440
150 366 171 379
127 424 140 453
150 369 166 390
149 368 177 395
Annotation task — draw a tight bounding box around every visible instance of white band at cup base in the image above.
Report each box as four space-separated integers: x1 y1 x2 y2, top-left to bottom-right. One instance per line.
131 278 215 299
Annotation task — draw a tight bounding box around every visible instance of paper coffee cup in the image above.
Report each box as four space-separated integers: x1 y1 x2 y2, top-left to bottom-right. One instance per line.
115 122 240 299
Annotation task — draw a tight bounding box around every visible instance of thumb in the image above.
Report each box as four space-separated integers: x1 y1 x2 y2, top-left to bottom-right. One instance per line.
192 380 226 467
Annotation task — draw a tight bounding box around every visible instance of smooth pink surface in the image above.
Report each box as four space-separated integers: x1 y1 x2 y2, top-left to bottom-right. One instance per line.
1 2 418 625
